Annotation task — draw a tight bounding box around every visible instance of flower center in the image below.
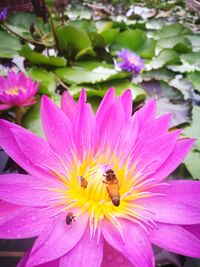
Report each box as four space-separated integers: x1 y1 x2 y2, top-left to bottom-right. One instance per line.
50 149 157 237
5 86 26 96
129 55 139 65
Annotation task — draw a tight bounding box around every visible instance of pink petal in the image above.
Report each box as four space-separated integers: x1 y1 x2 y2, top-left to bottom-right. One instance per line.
150 222 200 258
148 138 195 182
130 130 181 177
0 103 12 110
120 89 132 120
136 113 171 142
41 96 74 158
0 206 53 239
73 90 97 157
17 249 60 267
183 224 200 240
101 242 134 267
61 91 77 122
0 174 65 207
0 201 22 225
136 180 200 224
27 212 88 266
96 87 115 128
98 97 126 152
136 99 156 127
102 220 155 267
60 226 104 267
13 128 65 176
115 115 139 164
0 119 46 178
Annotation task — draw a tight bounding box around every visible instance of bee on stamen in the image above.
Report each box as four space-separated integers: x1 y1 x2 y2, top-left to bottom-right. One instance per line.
66 212 76 225
103 169 120 207
80 176 88 189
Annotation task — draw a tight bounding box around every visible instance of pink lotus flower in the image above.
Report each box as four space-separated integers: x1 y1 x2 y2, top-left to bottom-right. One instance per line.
0 88 200 267
0 72 39 110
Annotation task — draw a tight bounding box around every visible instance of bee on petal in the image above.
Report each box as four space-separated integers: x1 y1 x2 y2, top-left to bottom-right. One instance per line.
66 213 76 225
103 169 120 207
80 176 88 189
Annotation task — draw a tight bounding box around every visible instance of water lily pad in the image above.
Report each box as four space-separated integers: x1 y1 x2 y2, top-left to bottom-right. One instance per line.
22 99 44 137
55 25 95 59
187 71 200 92
20 45 67 67
111 29 155 59
142 80 191 127
183 106 200 150
0 31 22 58
28 68 57 95
157 36 192 53
184 150 200 180
55 62 129 84
148 49 179 69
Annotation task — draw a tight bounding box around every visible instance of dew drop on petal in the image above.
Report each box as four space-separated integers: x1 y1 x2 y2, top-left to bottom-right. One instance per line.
116 255 125 264
106 253 113 261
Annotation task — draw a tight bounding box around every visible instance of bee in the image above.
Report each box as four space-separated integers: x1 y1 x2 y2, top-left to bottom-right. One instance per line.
80 176 88 188
103 169 120 207
66 212 76 225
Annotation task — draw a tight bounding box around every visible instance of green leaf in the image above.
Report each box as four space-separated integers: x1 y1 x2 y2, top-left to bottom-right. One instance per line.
184 150 200 180
55 62 130 84
100 28 119 45
183 106 200 150
55 25 95 58
5 12 36 40
157 23 190 39
0 31 22 58
28 68 57 95
22 99 44 137
20 45 67 67
111 29 146 52
142 69 174 82
148 49 179 69
188 71 200 92
69 79 146 103
181 53 200 69
157 36 192 53
186 34 200 52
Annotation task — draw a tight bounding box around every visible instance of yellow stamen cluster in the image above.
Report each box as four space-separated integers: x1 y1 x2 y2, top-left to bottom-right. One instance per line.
50 149 154 237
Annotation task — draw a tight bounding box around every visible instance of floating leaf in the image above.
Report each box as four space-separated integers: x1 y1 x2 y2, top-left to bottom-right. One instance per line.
100 28 119 45
55 62 129 84
183 106 200 150
156 23 190 39
55 25 95 58
184 150 200 180
148 49 179 69
5 12 36 40
0 31 22 58
186 34 200 52
142 81 191 126
22 99 44 137
142 69 174 82
188 71 200 92
111 29 155 59
181 53 200 69
20 45 67 67
28 68 57 95
157 36 192 53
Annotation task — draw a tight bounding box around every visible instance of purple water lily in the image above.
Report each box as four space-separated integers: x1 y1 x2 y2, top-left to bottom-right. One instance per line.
116 48 145 74
0 72 39 110
0 88 200 267
0 8 8 22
